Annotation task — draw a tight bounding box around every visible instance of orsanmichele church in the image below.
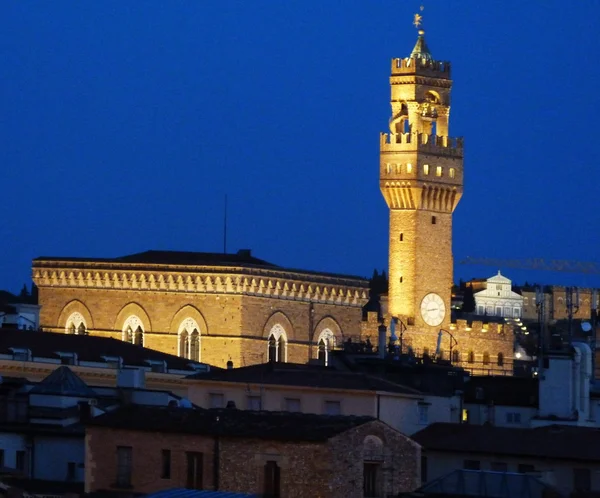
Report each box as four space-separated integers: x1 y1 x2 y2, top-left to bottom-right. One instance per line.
33 21 515 373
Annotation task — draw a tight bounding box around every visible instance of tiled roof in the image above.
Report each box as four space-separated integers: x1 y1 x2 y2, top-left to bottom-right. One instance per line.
0 328 200 371
186 362 422 395
88 404 375 442
146 489 258 498
33 250 369 282
413 423 600 462
30 366 97 397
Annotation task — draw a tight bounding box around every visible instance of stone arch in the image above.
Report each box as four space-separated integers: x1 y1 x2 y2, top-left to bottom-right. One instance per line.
312 316 343 343
262 311 295 341
169 304 209 336
57 300 95 332
114 302 152 342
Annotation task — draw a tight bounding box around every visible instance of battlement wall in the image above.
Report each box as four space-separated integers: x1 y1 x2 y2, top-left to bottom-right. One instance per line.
380 132 463 157
392 57 451 77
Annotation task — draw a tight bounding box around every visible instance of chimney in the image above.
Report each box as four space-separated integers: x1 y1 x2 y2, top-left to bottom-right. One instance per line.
117 367 146 389
226 360 233 370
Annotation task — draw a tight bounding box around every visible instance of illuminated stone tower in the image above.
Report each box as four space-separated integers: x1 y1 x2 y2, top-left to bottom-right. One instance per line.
380 17 463 333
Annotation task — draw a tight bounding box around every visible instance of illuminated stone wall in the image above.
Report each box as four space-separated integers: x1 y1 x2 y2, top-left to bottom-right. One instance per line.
33 262 368 368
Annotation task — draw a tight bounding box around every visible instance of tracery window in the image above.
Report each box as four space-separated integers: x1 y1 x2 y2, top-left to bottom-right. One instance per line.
317 328 336 366
178 318 201 361
267 324 287 363
65 312 88 336
123 316 144 346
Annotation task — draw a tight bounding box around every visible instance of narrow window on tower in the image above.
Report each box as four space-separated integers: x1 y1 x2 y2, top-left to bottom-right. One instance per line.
431 216 437 225
436 166 442 177
423 164 430 175
399 233 403 242
400 277 403 283
406 163 413 173
449 168 456 179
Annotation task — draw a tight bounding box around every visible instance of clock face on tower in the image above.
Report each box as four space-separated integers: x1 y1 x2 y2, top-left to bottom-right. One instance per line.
420 293 446 327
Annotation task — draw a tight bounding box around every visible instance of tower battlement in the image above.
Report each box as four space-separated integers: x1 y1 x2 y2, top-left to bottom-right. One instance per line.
392 57 451 78
380 132 463 157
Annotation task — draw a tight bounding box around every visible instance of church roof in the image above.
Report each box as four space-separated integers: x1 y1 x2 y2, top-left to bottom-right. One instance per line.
410 31 433 62
486 271 512 284
30 366 97 397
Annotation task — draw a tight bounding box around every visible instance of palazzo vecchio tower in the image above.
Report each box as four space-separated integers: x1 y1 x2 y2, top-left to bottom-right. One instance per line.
380 15 463 334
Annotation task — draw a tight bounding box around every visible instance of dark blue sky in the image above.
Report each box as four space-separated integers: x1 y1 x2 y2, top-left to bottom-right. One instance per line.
2 1 600 293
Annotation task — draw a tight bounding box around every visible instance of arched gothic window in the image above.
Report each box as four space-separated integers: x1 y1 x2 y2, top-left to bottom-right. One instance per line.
178 318 201 361
316 328 336 366
267 324 287 363
66 312 87 335
468 351 475 364
483 352 490 365
123 316 144 346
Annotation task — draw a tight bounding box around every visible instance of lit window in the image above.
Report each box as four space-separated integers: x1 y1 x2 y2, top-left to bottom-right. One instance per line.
386 163 391 174
436 166 442 177
423 164 430 175
406 163 413 173
449 168 455 178
461 408 469 422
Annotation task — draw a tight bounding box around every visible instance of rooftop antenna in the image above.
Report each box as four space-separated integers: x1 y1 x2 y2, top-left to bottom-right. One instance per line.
223 194 228 254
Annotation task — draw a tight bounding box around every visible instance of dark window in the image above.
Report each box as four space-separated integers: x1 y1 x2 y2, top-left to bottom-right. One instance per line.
66 462 76 481
400 276 403 283
463 460 480 470
518 464 535 474
268 336 277 362
324 400 341 415
364 462 380 497
491 462 507 472
277 337 285 362
318 339 326 365
423 347 430 360
15 450 25 472
497 352 504 366
574 468 591 492
264 460 281 498
190 330 200 361
161 449 171 479
483 352 490 365
431 216 436 224
116 446 132 488
421 455 428 484
468 351 475 363
452 350 460 363
186 452 203 490
134 326 143 346
400 233 404 242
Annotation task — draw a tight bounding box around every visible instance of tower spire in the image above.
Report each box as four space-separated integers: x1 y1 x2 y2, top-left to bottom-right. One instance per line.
410 5 433 62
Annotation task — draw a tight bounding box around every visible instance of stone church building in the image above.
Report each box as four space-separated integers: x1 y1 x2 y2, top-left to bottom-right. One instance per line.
32 20 515 374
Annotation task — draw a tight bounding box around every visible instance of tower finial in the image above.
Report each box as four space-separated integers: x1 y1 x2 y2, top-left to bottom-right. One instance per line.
413 5 425 35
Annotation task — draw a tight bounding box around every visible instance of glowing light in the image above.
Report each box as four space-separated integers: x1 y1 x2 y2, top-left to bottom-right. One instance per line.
515 352 522 359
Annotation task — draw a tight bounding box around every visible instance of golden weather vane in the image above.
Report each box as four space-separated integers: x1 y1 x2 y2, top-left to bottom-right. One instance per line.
413 5 425 31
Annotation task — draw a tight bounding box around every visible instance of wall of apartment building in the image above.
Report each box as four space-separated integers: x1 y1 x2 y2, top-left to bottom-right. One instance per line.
86 420 420 498
423 450 600 495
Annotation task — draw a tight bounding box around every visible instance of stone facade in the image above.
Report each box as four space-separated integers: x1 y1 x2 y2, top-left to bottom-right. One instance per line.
474 271 523 318
378 32 514 371
85 419 420 498
33 252 369 368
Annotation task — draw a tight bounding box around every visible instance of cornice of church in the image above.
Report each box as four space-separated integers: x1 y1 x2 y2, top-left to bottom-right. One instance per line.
32 265 369 308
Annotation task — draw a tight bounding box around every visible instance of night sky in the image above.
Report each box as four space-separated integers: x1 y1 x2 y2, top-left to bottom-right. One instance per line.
2 1 600 294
